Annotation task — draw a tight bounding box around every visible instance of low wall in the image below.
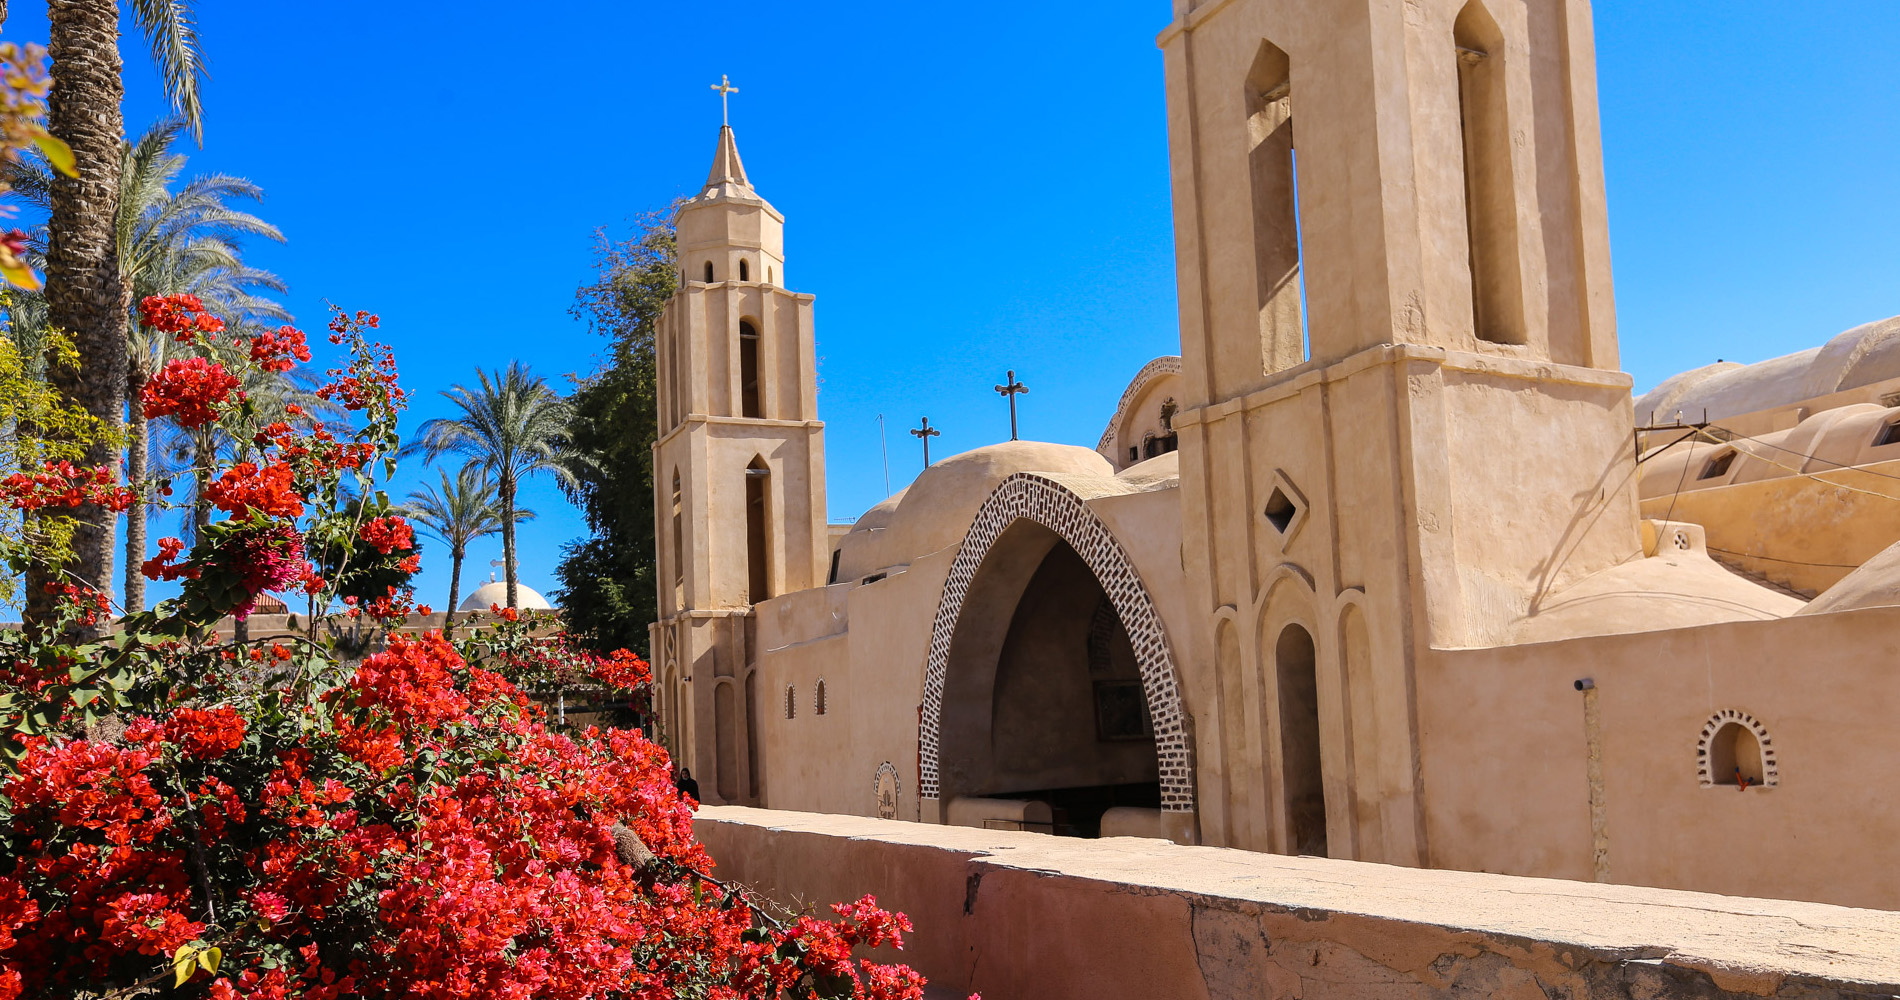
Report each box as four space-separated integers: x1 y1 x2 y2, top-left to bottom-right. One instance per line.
696 806 1900 1000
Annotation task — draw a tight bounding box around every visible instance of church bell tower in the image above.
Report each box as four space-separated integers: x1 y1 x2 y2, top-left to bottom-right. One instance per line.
1163 0 1638 861
651 120 829 806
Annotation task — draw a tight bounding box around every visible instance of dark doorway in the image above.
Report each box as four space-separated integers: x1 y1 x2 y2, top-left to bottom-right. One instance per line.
1276 623 1326 856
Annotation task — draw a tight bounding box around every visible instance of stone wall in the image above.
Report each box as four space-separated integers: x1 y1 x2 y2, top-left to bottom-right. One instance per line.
696 806 1900 1000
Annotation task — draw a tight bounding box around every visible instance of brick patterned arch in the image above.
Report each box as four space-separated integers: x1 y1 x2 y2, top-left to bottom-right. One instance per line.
1697 708 1780 788
919 473 1194 812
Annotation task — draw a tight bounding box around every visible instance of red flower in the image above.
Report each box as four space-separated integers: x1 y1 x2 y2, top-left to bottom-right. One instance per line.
205 462 304 519
142 357 241 427
0 460 136 513
163 707 247 760
359 515 415 555
248 325 311 374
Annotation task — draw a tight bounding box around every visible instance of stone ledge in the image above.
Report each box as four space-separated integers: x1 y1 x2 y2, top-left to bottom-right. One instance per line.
697 805 1900 999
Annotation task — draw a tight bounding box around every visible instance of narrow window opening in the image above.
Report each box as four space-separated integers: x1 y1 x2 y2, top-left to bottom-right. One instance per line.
767 265 774 284
1246 41 1306 371
744 670 760 799
1876 421 1900 447
745 459 770 602
1276 624 1327 856
1454 2 1525 345
739 259 749 281
784 684 796 720
1699 450 1736 481
704 260 714 283
827 548 841 585
671 470 685 606
739 321 763 419
815 679 827 716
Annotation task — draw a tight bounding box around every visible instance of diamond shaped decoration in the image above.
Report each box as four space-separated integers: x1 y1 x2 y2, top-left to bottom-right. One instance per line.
1260 470 1309 547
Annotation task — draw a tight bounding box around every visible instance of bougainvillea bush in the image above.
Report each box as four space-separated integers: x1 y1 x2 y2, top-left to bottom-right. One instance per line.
0 298 931 999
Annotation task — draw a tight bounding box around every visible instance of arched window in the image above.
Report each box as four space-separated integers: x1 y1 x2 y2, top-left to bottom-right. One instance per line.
1245 39 1307 368
767 265 774 284
814 679 827 716
738 321 763 419
739 259 749 281
1454 1 1525 345
745 457 770 602
704 261 714 283
671 470 685 606
784 684 797 720
1276 623 1326 856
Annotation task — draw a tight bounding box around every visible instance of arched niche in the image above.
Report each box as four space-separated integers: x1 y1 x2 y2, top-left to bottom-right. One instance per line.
1698 709 1779 789
920 474 1194 817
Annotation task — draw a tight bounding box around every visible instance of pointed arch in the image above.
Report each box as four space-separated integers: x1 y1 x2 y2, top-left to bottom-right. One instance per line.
919 473 1193 812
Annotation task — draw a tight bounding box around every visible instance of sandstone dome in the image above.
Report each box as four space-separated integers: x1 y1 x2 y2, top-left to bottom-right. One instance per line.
833 441 1114 582
1634 315 1900 425
458 580 554 612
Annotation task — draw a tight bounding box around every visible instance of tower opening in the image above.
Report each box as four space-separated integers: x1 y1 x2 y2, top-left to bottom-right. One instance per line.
1246 40 1306 371
704 260 715 283
1454 1 1525 345
671 470 685 608
745 458 770 602
1276 623 1327 856
739 321 763 419
739 259 749 281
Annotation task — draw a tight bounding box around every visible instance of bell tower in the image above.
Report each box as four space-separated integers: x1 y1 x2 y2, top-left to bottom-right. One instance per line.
1162 0 1639 860
652 122 829 806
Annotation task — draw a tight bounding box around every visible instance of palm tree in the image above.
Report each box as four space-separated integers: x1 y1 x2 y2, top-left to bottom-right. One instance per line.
34 0 208 625
13 119 285 611
408 363 573 610
403 464 534 636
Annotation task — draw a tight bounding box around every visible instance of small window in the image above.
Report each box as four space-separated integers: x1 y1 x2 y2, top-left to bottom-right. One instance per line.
827 549 841 585
1699 450 1736 480
784 685 796 720
1264 487 1298 533
704 261 714 282
1128 447 1139 463
767 266 774 284
815 679 827 716
1875 421 1900 447
739 259 749 281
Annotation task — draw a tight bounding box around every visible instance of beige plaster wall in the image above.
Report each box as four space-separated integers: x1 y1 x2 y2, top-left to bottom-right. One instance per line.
1418 605 1900 910
696 806 1900 999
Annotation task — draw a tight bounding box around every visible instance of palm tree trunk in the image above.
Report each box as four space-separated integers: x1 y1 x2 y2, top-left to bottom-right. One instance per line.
30 0 129 632
444 546 463 638
500 472 519 609
123 363 149 612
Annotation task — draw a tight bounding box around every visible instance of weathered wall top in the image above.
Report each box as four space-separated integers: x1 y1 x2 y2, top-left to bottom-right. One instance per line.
697 805 1900 999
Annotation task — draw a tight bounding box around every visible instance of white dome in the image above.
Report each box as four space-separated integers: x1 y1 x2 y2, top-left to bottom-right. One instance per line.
457 580 554 612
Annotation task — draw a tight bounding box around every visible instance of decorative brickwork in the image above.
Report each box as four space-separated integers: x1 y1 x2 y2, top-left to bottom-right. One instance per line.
919 473 1195 811
1697 708 1780 788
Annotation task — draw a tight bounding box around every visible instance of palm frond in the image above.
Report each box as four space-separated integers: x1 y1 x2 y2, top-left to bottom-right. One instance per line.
129 0 209 143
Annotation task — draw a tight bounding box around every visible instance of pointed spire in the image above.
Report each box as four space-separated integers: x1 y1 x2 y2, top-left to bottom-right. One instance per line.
705 125 750 189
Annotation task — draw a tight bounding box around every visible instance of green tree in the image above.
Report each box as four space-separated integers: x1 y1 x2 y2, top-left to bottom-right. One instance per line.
33 0 209 626
403 463 533 636
554 215 676 654
409 363 572 611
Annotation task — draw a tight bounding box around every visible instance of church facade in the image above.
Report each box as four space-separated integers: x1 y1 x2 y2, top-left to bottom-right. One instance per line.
650 0 1900 910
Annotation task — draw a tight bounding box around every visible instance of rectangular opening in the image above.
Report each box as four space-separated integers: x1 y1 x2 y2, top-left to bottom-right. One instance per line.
739 321 763 419
745 464 770 601
1454 5 1526 345
1246 41 1306 371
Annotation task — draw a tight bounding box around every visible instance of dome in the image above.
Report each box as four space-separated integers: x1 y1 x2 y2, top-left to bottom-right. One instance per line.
833 441 1114 582
1633 315 1900 424
1798 540 1900 617
458 580 554 612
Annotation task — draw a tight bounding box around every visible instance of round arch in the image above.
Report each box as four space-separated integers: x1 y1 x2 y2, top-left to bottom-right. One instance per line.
919 473 1194 812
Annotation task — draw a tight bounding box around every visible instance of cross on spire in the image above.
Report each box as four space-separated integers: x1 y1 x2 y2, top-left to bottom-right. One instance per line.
994 370 1029 441
910 416 941 468
711 74 739 126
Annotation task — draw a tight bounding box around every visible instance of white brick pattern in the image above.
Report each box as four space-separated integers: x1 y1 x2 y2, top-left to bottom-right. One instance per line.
918 473 1195 811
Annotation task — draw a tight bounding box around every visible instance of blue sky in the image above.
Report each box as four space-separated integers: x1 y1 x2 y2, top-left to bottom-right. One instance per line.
5 1 1896 611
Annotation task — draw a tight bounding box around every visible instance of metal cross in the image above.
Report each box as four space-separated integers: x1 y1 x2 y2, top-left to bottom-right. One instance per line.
909 416 941 467
710 74 739 126
993 369 1029 441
